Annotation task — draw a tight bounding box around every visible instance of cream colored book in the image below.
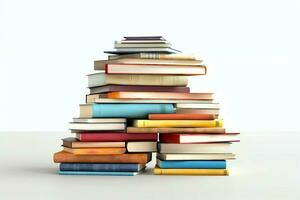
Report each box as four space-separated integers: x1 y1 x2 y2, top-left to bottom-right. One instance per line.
88 72 188 87
176 103 220 109
158 143 231 154
69 122 125 131
126 142 157 152
108 53 197 60
157 153 236 160
72 118 126 123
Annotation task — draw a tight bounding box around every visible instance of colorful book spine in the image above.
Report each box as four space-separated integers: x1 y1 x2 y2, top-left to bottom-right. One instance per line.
157 160 226 169
153 167 229 175
91 103 175 118
133 120 223 128
60 163 144 172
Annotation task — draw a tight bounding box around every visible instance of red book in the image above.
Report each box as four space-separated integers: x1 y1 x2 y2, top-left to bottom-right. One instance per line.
159 133 240 144
76 132 157 142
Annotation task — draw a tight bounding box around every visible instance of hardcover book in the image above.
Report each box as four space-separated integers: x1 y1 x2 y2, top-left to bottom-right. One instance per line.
157 159 226 169
148 113 216 120
69 122 126 131
63 147 126 155
62 137 125 148
127 127 226 134
157 153 235 160
133 119 223 128
60 163 145 172
59 171 139 176
153 167 229 176
158 143 231 154
108 53 197 60
126 142 157 152
76 133 158 142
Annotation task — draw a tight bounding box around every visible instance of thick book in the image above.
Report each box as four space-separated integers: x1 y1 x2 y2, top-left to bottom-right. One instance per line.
59 170 138 176
62 137 125 148
153 167 229 176
157 159 226 169
148 113 216 120
127 127 226 134
176 108 219 115
88 72 188 87
80 103 175 118
158 143 231 154
103 63 206 76
126 142 157 152
89 85 190 94
94 59 202 70
93 98 212 104
53 151 152 163
72 118 126 123
76 133 158 142
157 153 236 160
159 133 240 144
63 147 126 155
69 122 126 131
108 53 197 60
106 92 213 100
60 163 145 172
133 119 223 128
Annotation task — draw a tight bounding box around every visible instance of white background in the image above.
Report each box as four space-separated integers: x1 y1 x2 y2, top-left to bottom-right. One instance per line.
1 0 300 132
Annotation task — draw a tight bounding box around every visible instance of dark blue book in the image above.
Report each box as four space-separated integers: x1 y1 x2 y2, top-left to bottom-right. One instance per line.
157 159 226 169
59 171 138 176
59 163 145 172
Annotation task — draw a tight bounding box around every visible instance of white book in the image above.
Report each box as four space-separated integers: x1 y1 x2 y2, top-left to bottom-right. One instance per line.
158 143 231 154
127 142 157 152
176 103 220 109
72 118 126 123
69 122 125 131
157 153 236 160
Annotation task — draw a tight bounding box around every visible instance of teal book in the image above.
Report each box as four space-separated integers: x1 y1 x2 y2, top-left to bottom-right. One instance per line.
58 170 138 176
81 104 175 118
157 159 226 169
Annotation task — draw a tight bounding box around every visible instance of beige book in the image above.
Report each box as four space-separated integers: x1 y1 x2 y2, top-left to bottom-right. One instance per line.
176 108 220 115
158 143 231 154
157 153 236 160
88 72 188 87
69 122 125 131
176 103 220 109
108 53 197 60
72 118 126 123
127 142 157 152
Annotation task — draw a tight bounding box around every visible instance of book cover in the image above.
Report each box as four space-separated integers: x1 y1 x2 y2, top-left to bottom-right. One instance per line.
148 113 216 120
62 137 125 148
60 163 145 172
153 167 229 176
63 147 126 155
157 159 226 169
58 170 138 176
80 103 175 118
53 151 152 164
127 127 226 134
158 143 231 154
133 119 223 128
76 133 158 142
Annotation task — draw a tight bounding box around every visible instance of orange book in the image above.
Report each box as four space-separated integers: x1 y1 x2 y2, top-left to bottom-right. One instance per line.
53 151 152 163
176 108 219 115
106 92 213 100
148 113 216 120
63 147 126 155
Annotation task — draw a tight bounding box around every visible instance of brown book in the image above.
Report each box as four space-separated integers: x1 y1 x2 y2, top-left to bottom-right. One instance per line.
126 127 226 134
62 137 125 148
89 85 190 94
176 108 219 115
105 92 213 100
63 147 126 155
148 114 216 120
53 151 152 163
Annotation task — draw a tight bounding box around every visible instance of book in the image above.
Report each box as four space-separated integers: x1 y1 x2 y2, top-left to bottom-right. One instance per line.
153 167 229 176
157 159 226 169
53 151 152 163
123 36 166 40
80 104 175 118
116 40 168 44
108 53 197 60
126 142 157 152
72 118 126 123
104 47 181 54
58 170 138 176
133 119 223 128
88 72 188 87
148 113 216 120
76 133 158 142
60 163 145 172
158 143 231 154
63 147 126 155
89 85 190 94
106 92 213 100
176 103 220 109
62 138 125 148
159 133 240 144
127 127 226 134
69 122 126 131
102 63 206 76
93 98 212 104
94 59 202 70
114 43 171 48
176 108 219 115
157 153 236 160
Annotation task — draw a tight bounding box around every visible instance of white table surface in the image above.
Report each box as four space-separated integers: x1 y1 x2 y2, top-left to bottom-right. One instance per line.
0 132 299 200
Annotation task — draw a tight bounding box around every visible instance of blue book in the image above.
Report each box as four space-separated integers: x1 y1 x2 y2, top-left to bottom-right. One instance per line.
157 159 226 169
59 170 138 176
59 163 145 172
87 103 175 118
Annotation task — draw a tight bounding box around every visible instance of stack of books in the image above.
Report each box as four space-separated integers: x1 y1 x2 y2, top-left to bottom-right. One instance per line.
53 36 239 176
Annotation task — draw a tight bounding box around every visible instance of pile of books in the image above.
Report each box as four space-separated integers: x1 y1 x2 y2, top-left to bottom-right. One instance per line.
53 36 239 176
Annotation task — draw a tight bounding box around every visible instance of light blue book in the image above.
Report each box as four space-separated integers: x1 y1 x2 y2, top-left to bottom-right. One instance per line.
157 159 226 169
58 170 138 176
90 103 175 118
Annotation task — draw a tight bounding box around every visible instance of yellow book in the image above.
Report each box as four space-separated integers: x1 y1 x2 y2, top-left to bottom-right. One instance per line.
153 167 229 176
133 120 223 128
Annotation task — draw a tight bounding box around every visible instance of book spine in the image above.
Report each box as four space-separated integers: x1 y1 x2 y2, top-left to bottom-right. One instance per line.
77 133 158 142
158 160 226 169
58 171 137 176
134 120 223 128
59 163 140 172
92 103 175 118
153 168 229 175
148 114 216 120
